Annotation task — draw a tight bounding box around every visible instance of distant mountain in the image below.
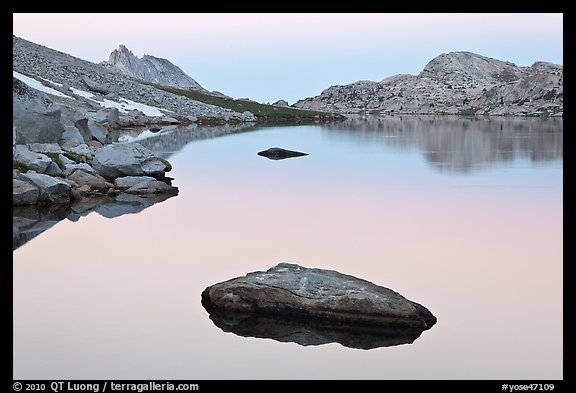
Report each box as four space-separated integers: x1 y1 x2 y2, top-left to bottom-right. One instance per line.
294 51 563 117
12 35 255 124
102 45 206 91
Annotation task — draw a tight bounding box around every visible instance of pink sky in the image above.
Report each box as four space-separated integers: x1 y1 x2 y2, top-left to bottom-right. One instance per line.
13 13 563 104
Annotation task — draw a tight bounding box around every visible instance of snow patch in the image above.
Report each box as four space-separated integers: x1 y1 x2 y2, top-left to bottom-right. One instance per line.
14 70 167 117
69 86 165 117
13 71 72 99
118 129 160 143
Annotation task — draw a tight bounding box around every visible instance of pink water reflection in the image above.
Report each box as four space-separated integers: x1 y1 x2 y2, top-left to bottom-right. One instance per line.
13 120 563 379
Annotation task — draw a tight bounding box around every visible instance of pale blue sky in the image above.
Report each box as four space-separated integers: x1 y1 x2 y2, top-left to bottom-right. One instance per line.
13 13 563 105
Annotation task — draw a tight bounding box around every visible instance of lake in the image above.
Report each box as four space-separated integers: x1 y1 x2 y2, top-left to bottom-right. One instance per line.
13 115 563 380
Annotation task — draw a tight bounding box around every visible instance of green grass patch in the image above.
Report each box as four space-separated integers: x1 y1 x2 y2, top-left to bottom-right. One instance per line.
457 108 479 116
147 83 345 122
62 151 87 164
42 152 66 171
13 159 31 173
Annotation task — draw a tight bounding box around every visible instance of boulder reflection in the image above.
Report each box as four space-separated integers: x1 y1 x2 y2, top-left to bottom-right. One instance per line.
13 193 175 251
203 306 430 350
14 122 258 251
109 122 258 159
321 115 563 173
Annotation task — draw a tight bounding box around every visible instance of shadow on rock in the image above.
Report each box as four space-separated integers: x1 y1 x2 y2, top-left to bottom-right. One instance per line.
202 304 430 350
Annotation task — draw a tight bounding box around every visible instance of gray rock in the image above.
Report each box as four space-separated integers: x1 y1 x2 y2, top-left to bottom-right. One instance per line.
92 142 159 180
241 111 257 121
13 77 65 143
19 172 72 204
128 109 148 126
58 153 77 167
272 99 289 107
82 76 109 95
44 161 64 177
58 105 88 128
63 143 93 159
160 116 180 124
30 143 63 154
75 118 109 144
114 176 178 195
202 263 437 330
92 143 170 180
116 113 131 127
141 157 172 177
13 178 39 205
67 170 114 191
60 125 86 147
63 162 97 176
93 107 120 125
13 145 53 173
87 140 103 149
257 147 309 160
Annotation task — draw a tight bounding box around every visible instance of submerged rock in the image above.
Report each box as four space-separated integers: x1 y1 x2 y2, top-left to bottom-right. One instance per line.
202 263 437 345
257 147 309 160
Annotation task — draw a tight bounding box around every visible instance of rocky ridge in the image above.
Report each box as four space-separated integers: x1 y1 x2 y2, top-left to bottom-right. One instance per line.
294 51 563 117
102 45 207 91
13 72 179 204
13 35 256 123
12 34 263 209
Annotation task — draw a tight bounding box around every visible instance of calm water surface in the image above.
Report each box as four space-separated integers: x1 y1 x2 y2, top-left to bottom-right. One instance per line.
13 116 563 379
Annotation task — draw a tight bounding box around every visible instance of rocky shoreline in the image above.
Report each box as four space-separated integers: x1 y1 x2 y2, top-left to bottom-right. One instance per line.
13 74 180 206
12 34 261 215
13 36 257 123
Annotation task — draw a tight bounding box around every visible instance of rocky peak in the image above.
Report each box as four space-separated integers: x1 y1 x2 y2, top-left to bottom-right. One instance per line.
419 51 522 87
294 50 562 117
103 45 206 91
108 45 137 66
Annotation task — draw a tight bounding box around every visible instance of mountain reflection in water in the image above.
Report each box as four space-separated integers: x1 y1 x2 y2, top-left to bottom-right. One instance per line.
321 115 563 173
13 116 562 251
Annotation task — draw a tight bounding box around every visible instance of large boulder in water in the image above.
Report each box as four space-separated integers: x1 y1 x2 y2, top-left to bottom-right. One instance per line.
201 263 436 348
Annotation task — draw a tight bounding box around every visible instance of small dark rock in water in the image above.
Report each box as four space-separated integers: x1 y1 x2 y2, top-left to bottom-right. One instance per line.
257 147 308 160
201 263 436 348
